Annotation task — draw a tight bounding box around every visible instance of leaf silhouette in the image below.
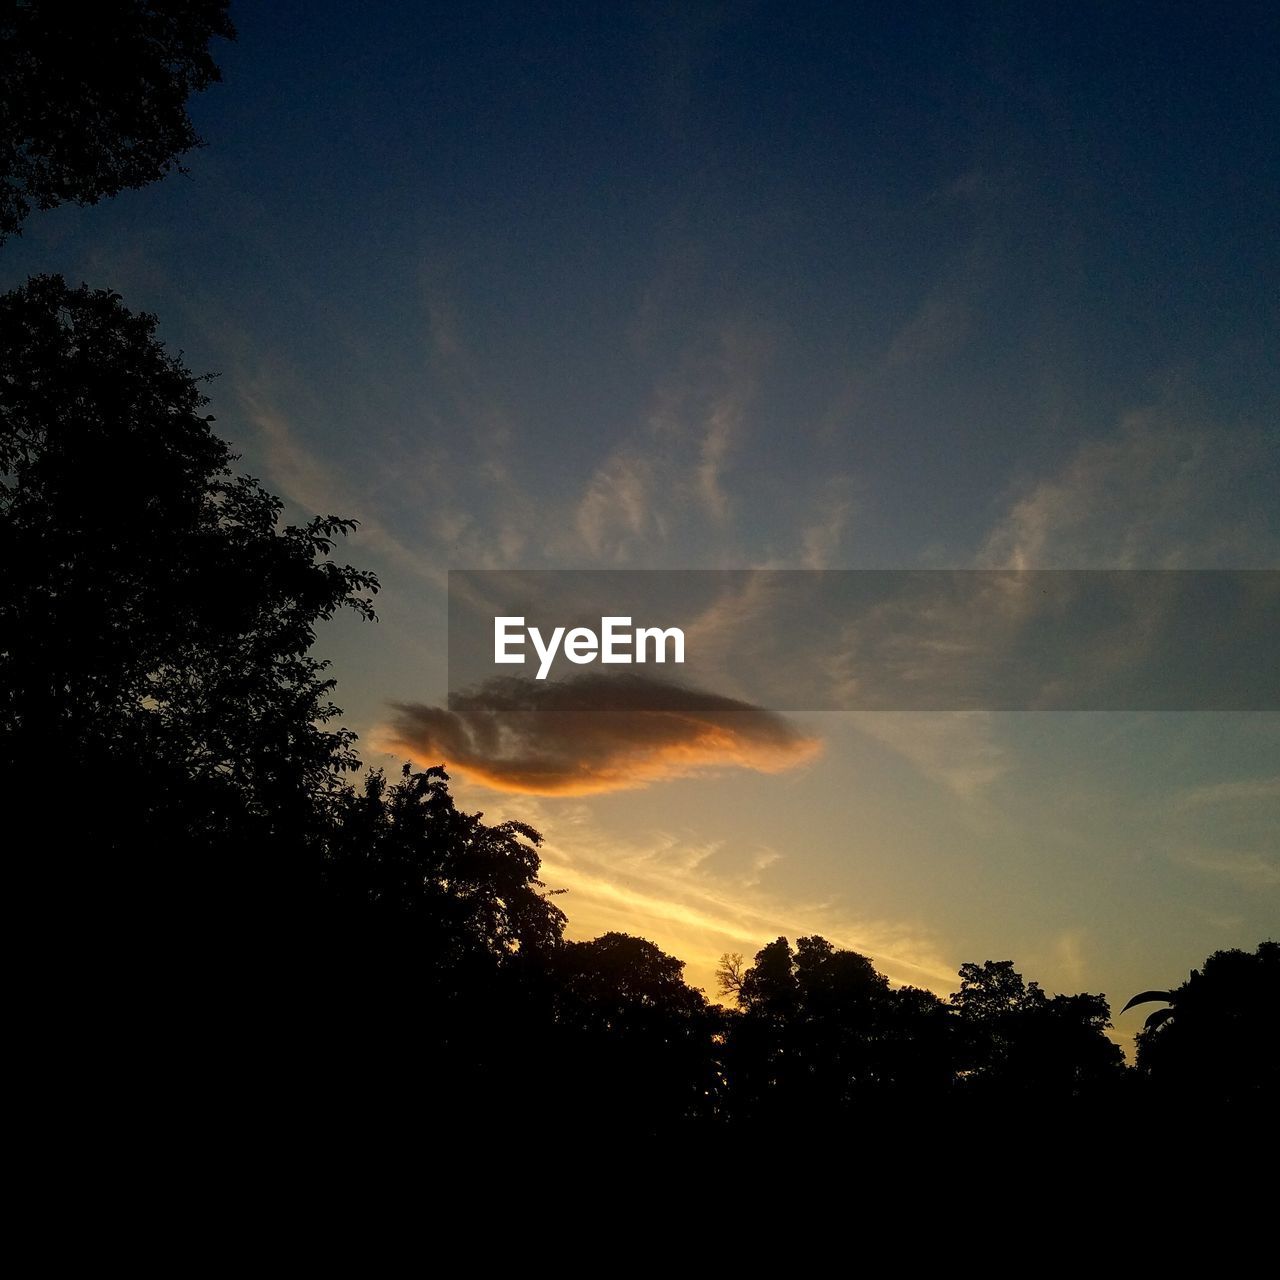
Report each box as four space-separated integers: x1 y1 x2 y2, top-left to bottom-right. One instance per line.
1120 989 1173 1013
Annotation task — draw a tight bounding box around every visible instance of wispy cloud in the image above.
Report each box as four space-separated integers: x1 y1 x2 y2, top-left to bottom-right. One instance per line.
240 391 442 587
1176 850 1280 889
697 392 738 524
885 295 972 368
575 450 660 562
411 269 545 568
1175 777 1280 811
797 475 855 570
979 410 1279 570
846 711 1010 801
477 791 959 997
1157 770 1280 890
561 321 768 565
1053 929 1088 988
412 287 775 569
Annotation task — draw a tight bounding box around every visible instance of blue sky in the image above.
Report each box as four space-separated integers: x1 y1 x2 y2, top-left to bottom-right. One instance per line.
5 2 1276 1036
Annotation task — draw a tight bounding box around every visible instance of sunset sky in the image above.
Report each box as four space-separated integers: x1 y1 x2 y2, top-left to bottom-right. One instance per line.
6 2 1276 1040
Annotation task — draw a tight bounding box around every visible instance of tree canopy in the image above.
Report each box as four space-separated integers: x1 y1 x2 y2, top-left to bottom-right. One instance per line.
0 0 235 240
1130 942 1279 1104
952 958 1123 1093
0 274 378 862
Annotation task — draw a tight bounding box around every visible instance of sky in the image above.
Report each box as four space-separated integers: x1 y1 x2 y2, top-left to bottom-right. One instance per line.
5 1 1276 1044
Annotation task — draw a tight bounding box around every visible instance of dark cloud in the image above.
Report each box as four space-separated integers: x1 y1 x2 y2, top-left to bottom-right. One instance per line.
382 674 821 795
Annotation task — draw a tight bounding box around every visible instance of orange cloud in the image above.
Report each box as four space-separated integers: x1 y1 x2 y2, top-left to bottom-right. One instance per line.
382 674 822 795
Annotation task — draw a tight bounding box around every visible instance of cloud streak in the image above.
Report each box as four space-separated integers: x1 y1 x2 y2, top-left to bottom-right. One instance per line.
382 673 822 796
241 392 445 588
979 411 1279 570
470 792 960 997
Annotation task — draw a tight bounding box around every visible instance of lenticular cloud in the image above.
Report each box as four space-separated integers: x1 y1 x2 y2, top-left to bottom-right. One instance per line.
383 673 821 795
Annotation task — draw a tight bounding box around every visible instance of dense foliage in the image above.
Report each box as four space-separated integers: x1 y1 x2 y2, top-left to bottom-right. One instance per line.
0 1 235 239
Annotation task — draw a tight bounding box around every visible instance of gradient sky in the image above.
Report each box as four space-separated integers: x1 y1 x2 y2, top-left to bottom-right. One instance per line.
5 2 1276 1045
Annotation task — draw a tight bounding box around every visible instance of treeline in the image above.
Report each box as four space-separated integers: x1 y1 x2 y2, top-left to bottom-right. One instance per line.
317 761 1278 1137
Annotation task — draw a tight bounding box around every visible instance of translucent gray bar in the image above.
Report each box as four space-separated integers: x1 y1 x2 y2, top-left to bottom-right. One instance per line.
447 570 1280 711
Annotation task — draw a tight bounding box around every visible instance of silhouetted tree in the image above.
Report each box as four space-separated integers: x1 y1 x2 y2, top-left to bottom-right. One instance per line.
716 951 746 1001
952 960 1123 1096
322 762 566 964
1129 941 1279 1108
722 935 960 1128
738 936 800 1020
554 931 706 1016
546 932 721 1133
0 1 235 240
0 275 378 871
876 984 956 1094
0 272 383 1128
316 763 572 1130
953 959 1045 1023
